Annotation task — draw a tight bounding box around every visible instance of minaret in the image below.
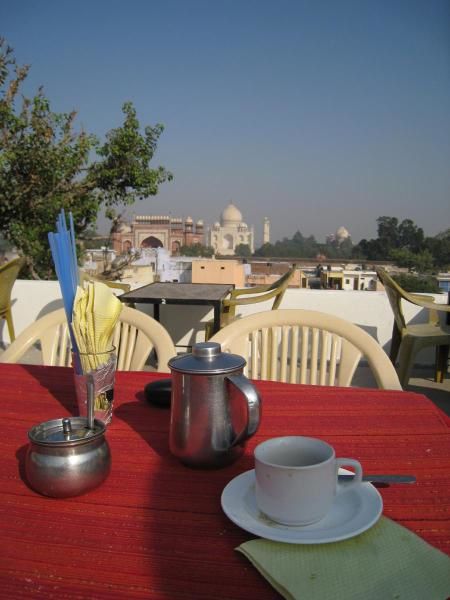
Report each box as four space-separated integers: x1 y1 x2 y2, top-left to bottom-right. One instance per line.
263 217 270 244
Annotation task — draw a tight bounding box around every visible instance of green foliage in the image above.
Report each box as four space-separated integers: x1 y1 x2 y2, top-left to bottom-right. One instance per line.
254 242 273 257
179 244 214 257
90 102 172 206
255 230 353 259
0 234 12 253
389 248 434 273
354 216 449 272
424 234 450 269
234 243 251 257
0 39 172 278
392 273 439 293
255 231 319 258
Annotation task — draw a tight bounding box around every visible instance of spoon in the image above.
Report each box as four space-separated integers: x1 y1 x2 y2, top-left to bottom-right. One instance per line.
338 474 416 486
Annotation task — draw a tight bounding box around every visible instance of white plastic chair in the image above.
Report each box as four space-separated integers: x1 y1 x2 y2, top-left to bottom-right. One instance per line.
210 309 401 390
0 306 176 372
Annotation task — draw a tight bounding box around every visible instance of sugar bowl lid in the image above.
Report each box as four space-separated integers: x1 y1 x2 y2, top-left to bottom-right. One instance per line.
28 416 106 447
168 342 246 374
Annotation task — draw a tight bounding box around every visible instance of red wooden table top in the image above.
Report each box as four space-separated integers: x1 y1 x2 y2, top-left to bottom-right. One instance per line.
1 363 449 599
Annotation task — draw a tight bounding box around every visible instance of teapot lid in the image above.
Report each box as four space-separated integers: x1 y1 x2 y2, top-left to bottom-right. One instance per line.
168 342 246 374
28 417 106 447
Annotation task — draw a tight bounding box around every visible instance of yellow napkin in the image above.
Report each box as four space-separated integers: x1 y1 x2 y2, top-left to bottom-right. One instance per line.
92 281 122 349
237 517 450 600
72 281 122 370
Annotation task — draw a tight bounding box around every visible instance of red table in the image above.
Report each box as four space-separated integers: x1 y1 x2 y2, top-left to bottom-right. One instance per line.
1 364 449 599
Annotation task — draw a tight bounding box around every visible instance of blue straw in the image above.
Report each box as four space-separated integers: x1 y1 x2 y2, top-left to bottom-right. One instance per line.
48 210 81 372
69 212 79 287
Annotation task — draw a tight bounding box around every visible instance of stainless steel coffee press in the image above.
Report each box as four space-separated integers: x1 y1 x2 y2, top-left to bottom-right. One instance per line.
25 377 111 498
168 342 261 468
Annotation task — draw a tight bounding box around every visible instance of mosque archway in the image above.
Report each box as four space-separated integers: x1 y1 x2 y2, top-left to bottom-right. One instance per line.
141 236 163 248
222 234 234 250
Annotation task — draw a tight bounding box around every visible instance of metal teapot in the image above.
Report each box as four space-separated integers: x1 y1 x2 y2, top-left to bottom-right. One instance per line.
26 379 111 498
168 342 261 468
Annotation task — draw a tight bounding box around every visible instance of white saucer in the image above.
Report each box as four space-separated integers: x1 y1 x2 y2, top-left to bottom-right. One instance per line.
221 469 383 544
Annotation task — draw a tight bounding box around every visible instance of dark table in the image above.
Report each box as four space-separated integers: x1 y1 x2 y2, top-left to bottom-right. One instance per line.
119 282 234 336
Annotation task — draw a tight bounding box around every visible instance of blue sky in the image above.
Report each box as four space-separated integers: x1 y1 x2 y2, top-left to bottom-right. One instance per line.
2 0 449 245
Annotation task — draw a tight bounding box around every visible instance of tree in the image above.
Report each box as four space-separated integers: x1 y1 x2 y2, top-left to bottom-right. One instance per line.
393 273 439 293
398 219 424 252
179 244 214 257
0 40 172 278
254 242 274 257
353 215 450 272
389 248 434 273
80 226 109 250
254 231 320 258
90 101 171 208
235 243 251 257
424 233 450 270
377 216 400 252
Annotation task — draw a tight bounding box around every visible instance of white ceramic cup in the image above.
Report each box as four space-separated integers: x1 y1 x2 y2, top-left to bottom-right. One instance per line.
254 436 363 526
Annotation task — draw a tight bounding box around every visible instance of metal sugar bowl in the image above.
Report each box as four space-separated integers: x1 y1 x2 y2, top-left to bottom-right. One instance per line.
168 342 261 468
25 379 111 498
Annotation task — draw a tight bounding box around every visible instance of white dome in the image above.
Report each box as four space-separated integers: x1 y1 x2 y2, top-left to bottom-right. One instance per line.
336 226 350 240
221 202 243 226
185 216 193 223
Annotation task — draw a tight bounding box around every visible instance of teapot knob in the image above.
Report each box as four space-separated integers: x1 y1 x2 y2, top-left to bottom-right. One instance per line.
192 342 221 359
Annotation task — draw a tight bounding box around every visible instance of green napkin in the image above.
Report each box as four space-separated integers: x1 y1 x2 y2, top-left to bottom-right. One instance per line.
237 517 450 600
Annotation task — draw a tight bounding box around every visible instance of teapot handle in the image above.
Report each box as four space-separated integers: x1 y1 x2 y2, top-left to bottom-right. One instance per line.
226 374 261 446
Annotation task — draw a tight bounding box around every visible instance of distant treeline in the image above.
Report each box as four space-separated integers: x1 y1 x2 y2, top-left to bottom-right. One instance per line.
254 217 450 273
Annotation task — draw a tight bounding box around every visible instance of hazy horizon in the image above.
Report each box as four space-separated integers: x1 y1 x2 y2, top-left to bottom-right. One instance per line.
2 0 449 246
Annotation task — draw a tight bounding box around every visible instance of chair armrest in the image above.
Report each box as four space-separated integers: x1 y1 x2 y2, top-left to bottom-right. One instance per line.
409 293 436 304
229 283 272 299
404 295 450 326
103 281 131 293
231 266 297 299
223 287 282 308
79 271 131 294
405 294 443 325
404 296 450 313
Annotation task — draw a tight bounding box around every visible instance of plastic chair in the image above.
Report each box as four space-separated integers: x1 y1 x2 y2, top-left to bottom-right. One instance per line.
0 257 25 342
205 266 297 340
79 271 131 293
79 272 135 308
0 306 176 371
210 308 401 390
376 268 450 386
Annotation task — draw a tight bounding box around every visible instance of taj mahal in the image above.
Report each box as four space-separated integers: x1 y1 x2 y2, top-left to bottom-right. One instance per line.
209 202 255 255
112 201 270 256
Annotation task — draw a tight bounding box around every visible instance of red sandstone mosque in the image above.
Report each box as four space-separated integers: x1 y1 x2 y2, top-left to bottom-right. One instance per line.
112 215 204 255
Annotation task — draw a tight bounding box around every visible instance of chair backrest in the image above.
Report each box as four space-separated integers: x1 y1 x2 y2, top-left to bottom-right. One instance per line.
266 266 297 309
210 309 401 390
0 306 176 371
0 257 25 316
223 265 297 319
79 271 131 294
375 268 408 332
